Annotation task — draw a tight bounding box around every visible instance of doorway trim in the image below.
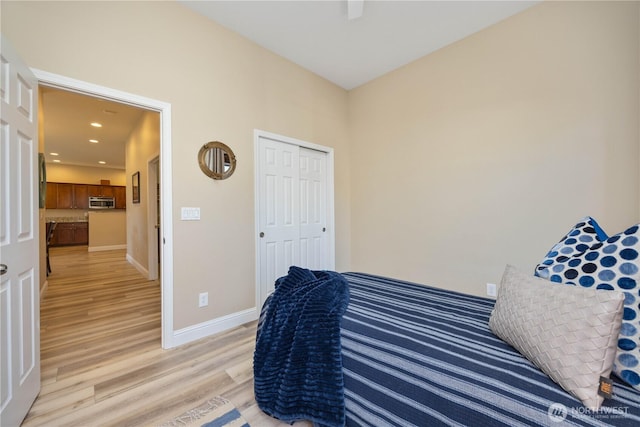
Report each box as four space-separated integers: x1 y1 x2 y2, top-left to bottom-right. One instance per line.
253 129 336 308
147 155 160 281
32 69 176 349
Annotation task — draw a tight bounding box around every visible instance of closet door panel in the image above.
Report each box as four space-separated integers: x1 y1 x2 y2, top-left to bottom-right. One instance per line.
299 147 327 271
258 138 300 298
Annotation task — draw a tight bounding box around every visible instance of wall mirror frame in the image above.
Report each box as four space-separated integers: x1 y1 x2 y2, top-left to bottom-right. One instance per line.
198 141 237 180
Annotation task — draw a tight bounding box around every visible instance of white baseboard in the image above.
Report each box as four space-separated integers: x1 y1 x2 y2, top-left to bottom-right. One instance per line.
169 307 258 348
88 244 127 252
126 253 149 278
40 280 48 301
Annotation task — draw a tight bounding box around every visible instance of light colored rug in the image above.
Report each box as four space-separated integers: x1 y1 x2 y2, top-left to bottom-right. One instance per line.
159 396 249 427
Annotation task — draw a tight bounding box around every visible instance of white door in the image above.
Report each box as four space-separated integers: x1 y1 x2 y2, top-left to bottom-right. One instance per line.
0 36 41 427
299 147 328 270
256 132 333 307
257 137 300 300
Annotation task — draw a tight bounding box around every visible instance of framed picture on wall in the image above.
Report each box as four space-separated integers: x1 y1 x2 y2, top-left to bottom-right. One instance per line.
132 171 140 204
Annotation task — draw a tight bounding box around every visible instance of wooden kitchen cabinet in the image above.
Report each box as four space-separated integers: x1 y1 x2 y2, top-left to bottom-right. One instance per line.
74 185 89 209
52 223 73 245
45 183 58 209
50 222 88 246
56 183 73 208
89 185 115 197
113 186 126 209
48 182 126 210
49 183 89 209
74 222 88 244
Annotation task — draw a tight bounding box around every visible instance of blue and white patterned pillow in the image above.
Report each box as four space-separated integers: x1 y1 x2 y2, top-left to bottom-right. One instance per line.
536 222 640 389
535 216 608 278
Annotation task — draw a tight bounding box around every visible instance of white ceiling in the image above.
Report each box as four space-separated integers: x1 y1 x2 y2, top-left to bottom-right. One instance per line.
42 0 539 170
180 0 539 90
41 87 144 170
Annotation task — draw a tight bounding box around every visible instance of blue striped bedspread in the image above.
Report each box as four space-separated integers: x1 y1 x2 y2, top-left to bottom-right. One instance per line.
340 272 640 426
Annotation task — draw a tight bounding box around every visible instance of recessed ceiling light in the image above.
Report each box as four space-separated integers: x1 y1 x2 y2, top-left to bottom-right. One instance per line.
89 139 99 143
53 159 61 163
90 122 102 128
50 152 59 156
98 161 106 164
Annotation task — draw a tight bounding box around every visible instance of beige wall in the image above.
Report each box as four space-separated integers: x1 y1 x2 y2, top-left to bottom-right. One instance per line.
349 1 640 296
126 110 160 274
1 1 351 331
45 163 126 186
9 0 638 334
88 211 126 250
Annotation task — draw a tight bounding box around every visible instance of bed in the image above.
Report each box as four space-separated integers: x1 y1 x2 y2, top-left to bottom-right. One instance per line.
255 270 640 427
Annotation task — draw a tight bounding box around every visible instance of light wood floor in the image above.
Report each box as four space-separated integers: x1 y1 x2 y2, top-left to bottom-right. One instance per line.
23 246 307 427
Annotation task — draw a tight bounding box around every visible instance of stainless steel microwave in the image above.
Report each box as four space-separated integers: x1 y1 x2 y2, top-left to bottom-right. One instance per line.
89 196 115 209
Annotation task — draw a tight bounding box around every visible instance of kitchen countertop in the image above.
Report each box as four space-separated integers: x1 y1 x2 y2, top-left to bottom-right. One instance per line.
46 217 88 223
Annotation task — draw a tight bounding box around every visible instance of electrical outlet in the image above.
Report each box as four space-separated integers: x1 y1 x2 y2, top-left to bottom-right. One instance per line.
198 292 208 308
486 283 497 298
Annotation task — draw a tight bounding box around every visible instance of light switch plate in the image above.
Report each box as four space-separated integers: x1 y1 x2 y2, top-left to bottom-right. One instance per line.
181 207 200 221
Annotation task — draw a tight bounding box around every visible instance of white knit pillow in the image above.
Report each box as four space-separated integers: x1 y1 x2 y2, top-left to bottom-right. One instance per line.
489 265 624 410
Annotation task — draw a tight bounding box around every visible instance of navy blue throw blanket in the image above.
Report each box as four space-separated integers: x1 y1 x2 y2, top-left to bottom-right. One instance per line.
254 266 350 427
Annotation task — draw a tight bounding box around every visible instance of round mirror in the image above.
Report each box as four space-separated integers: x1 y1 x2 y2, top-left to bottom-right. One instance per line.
198 141 237 180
